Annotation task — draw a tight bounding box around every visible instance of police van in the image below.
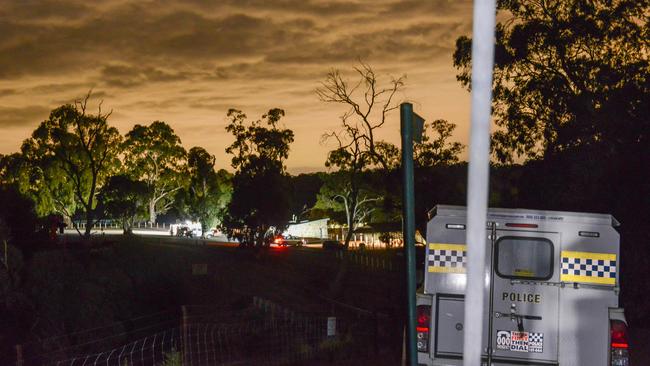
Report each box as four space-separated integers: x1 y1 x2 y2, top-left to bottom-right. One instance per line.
416 205 629 366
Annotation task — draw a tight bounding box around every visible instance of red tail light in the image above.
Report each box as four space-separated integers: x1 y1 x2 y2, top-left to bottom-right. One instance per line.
610 319 629 366
610 320 628 349
416 305 431 352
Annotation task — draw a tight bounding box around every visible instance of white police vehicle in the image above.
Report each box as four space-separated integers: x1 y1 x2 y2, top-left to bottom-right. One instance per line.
416 205 629 366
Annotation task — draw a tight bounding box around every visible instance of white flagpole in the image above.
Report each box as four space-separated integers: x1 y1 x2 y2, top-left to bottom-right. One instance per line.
463 0 497 365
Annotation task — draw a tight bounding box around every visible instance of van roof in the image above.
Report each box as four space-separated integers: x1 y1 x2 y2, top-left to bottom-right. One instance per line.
428 204 620 227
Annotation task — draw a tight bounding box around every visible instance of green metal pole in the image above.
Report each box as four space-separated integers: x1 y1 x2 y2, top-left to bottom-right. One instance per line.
400 102 417 366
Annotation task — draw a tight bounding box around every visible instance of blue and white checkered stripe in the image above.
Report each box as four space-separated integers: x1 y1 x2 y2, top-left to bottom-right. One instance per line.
560 251 617 285
561 257 616 279
428 244 467 273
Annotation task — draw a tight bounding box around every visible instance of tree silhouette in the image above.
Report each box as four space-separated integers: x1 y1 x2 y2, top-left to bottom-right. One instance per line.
222 109 294 247
367 119 464 169
453 0 648 162
415 119 464 168
317 61 404 171
316 62 404 247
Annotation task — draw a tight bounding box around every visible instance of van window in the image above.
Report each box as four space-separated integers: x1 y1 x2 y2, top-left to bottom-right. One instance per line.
496 237 553 280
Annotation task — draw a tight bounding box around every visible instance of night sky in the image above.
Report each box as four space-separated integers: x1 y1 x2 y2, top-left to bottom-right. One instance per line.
0 0 473 173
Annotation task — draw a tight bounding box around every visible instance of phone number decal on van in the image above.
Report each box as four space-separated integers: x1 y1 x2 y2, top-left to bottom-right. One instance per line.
496 330 543 353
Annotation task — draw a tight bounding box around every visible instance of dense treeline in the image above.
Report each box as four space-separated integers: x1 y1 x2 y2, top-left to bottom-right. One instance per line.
0 94 232 239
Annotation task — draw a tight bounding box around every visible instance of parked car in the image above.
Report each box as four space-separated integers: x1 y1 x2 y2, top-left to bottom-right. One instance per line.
176 226 192 237
283 234 306 246
264 234 288 247
205 228 221 238
322 240 344 250
190 227 202 238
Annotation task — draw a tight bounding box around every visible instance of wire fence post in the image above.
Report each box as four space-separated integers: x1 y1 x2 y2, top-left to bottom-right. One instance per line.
182 305 188 366
140 336 147 365
15 344 23 366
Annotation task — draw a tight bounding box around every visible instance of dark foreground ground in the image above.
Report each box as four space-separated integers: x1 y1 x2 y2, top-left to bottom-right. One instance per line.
2 235 404 365
3 234 647 365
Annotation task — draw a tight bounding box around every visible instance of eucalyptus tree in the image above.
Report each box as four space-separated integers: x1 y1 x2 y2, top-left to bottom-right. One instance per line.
98 175 149 234
122 121 188 224
5 149 77 226
317 61 404 171
21 94 122 237
314 170 381 246
452 1 649 323
222 108 294 247
414 119 464 168
182 147 232 237
453 0 648 162
365 119 465 169
316 62 403 247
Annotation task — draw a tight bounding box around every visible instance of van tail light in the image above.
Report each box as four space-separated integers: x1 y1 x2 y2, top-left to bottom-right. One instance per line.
610 319 629 366
416 305 431 352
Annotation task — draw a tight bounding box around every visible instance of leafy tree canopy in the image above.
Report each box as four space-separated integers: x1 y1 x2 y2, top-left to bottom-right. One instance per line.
225 108 294 172
4 150 78 221
180 147 232 236
370 119 465 169
98 175 149 234
454 0 649 162
20 95 122 236
123 121 188 223
314 171 382 231
223 109 294 247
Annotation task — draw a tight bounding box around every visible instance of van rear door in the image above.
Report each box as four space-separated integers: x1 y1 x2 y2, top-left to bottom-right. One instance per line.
488 231 560 364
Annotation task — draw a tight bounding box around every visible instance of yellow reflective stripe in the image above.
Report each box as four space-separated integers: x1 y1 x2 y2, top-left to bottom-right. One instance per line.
561 250 616 261
429 243 466 251
560 274 616 285
428 266 466 274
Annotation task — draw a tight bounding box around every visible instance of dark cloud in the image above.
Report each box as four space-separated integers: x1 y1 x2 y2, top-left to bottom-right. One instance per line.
100 65 190 87
0 105 51 127
188 96 241 111
28 83 93 94
265 22 457 65
0 0 92 22
0 89 17 97
49 90 112 107
379 0 470 17
172 0 364 17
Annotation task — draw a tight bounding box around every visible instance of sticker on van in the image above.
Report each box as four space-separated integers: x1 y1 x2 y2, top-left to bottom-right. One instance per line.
496 330 544 353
